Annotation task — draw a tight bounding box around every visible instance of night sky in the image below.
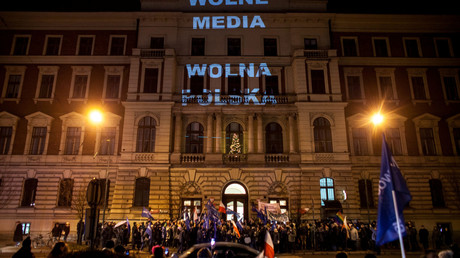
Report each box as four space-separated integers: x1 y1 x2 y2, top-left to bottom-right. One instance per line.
0 0 458 14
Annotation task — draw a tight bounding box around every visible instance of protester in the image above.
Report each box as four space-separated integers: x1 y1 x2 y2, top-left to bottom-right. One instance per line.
13 221 23 247
12 236 35 258
47 241 68 258
63 222 71 242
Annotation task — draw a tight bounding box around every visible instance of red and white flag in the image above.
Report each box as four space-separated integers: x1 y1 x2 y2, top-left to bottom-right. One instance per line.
192 207 198 222
231 220 240 238
218 202 226 213
263 231 275 258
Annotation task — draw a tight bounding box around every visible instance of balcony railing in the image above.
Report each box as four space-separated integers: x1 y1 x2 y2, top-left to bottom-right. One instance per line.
223 154 247 163
181 94 292 105
293 49 337 58
132 48 175 58
265 154 290 163
181 154 205 163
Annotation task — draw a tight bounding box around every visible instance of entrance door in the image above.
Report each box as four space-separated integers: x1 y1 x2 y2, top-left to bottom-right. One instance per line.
222 182 248 222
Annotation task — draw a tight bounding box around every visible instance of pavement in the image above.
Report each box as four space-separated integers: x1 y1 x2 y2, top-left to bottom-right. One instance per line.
0 242 425 258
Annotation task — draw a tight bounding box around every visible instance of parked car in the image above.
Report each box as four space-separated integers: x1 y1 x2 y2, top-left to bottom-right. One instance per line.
179 242 260 258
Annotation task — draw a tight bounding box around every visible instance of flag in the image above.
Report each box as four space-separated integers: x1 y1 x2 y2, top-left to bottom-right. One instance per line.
145 222 152 239
126 217 131 235
193 207 198 222
231 220 240 238
141 207 154 220
335 211 344 224
252 204 267 224
376 134 412 246
299 208 310 215
184 209 191 230
219 203 226 213
264 230 275 258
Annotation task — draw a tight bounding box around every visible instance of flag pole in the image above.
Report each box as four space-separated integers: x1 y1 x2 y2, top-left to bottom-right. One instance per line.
392 190 406 258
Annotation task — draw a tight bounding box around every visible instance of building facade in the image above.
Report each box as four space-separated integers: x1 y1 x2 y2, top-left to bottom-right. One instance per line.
0 0 459 242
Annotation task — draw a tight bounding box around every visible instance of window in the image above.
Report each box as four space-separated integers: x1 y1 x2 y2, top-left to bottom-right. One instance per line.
269 199 288 214
320 177 334 206
38 75 55 99
404 38 421 57
311 70 325 94
133 177 150 207
69 66 92 102
314 117 332 153
21 178 38 207
0 127 13 155
347 76 362 100
407 68 430 102
226 122 243 154
191 38 205 56
341 37 358 57
454 128 460 155
44 36 61 56
105 75 121 99
373 38 390 57
77 36 94 55
72 75 88 98
64 127 81 155
385 128 403 155
375 68 398 101
429 179 445 208
136 117 156 153
4 75 21 99
2 66 26 102
109 36 126 56
21 223 31 235
185 122 204 153
304 38 318 50
412 77 427 100
265 122 283 153
11 35 30 55
144 68 159 93
265 76 279 95
190 75 204 95
182 199 202 219
435 38 452 58
99 127 116 155
443 76 459 101
352 128 369 156
228 76 241 95
263 38 277 56
227 38 241 56
358 179 374 208
29 127 47 155
150 37 164 49
57 179 73 207
96 179 111 206
420 128 437 155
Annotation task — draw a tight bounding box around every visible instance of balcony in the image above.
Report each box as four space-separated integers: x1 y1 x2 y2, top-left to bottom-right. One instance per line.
223 154 247 164
132 48 175 58
293 49 337 58
265 154 290 163
180 154 205 164
180 93 294 106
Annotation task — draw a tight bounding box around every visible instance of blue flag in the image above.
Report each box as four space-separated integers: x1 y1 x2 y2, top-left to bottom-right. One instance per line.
141 207 154 220
145 222 152 239
184 208 191 231
376 135 412 246
126 217 131 236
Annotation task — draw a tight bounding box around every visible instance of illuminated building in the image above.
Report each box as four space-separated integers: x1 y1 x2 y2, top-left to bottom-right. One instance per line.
0 0 459 242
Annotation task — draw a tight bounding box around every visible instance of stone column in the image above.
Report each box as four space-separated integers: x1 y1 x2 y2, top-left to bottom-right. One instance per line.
257 114 263 153
173 114 182 153
289 114 296 153
215 113 222 153
206 114 213 153
248 114 254 153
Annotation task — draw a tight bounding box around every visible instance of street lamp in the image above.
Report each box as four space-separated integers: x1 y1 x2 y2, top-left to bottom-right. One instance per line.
88 109 110 248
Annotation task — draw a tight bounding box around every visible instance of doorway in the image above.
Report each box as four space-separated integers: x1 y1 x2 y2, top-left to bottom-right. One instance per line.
222 182 248 222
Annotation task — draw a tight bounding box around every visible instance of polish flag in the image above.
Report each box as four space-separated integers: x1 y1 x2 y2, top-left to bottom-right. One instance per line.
264 231 275 258
231 220 240 238
218 203 226 213
192 207 198 222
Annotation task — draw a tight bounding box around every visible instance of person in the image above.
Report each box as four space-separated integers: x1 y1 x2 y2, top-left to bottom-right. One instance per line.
349 225 359 251
419 225 429 250
102 240 115 255
52 223 62 241
47 241 68 258
13 221 23 246
153 245 164 258
438 250 453 258
114 245 126 256
423 249 439 258
13 236 35 258
63 222 70 242
76 219 84 245
336 251 348 258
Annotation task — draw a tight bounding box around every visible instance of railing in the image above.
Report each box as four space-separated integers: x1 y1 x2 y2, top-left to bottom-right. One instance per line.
181 94 292 105
304 50 329 58
140 49 166 58
265 154 290 163
180 154 205 163
223 154 247 163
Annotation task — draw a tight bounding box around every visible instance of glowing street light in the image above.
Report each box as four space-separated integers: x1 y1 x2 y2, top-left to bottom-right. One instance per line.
89 110 103 125
371 113 384 126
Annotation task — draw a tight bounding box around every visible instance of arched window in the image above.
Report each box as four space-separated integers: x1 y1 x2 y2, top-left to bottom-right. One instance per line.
314 117 333 153
226 122 243 154
136 117 156 153
265 122 283 154
185 122 204 153
133 177 150 207
320 177 334 206
21 178 38 207
57 179 74 207
429 179 445 208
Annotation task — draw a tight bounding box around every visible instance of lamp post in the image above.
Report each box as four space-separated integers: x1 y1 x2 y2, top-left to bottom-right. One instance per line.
368 112 385 225
88 109 110 248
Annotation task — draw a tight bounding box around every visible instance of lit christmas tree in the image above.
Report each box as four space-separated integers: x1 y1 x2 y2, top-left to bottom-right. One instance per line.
229 133 241 154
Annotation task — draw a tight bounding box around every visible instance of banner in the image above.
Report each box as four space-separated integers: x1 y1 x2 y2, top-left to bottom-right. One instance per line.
266 210 289 223
258 200 281 214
